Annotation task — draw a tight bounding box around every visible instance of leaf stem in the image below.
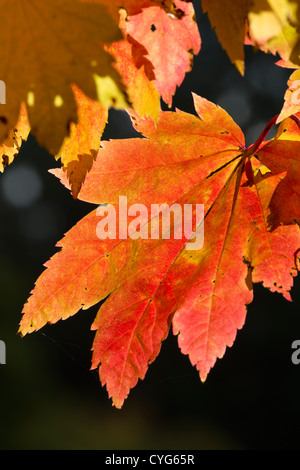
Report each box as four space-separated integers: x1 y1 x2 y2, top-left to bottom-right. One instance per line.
244 114 279 158
244 113 300 159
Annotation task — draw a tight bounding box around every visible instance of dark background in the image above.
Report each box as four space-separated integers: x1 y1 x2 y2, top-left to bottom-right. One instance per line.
0 2 299 450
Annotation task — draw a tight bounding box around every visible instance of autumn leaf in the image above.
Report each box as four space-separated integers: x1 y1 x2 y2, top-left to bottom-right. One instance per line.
108 10 161 122
124 0 201 106
19 94 300 408
202 0 300 74
56 85 108 199
56 0 199 191
0 0 127 155
107 0 200 117
0 0 201 183
0 87 108 194
202 0 251 75
247 0 300 65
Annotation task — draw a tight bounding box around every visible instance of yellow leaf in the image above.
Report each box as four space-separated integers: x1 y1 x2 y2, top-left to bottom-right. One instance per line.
0 0 127 155
202 0 251 75
57 84 108 199
248 0 300 64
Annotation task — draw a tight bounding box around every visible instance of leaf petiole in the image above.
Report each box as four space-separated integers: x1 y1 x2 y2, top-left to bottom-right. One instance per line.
244 114 279 158
243 113 300 159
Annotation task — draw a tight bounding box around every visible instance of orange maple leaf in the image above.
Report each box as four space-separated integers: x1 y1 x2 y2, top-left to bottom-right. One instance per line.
19 94 300 408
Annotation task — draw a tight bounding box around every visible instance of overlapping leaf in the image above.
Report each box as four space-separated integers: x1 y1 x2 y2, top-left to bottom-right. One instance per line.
56 85 108 199
277 60 300 122
0 0 127 155
0 0 200 194
108 10 161 122
202 0 300 73
1 0 299 171
247 0 300 65
202 0 251 75
19 94 300 408
124 0 201 106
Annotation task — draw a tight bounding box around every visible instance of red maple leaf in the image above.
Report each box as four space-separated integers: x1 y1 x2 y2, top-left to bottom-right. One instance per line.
19 94 300 408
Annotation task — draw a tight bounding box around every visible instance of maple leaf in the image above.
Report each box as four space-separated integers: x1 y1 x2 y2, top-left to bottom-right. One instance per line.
106 0 200 117
19 94 300 408
0 0 127 155
124 0 201 106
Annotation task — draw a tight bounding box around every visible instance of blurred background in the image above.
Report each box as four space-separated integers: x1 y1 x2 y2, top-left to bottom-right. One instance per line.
0 2 299 450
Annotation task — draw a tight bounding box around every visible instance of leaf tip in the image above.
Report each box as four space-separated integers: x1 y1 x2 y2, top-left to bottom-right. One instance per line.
17 327 24 338
199 370 208 383
235 59 245 76
112 398 124 410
